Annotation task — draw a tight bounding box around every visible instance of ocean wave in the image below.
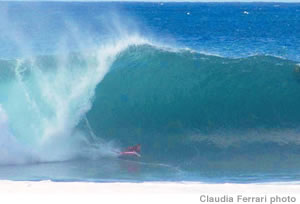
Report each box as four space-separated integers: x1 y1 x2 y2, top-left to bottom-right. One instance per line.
86 44 300 163
88 44 300 130
1 41 300 166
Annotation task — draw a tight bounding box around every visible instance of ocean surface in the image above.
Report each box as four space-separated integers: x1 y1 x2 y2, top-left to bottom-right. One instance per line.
0 1 300 183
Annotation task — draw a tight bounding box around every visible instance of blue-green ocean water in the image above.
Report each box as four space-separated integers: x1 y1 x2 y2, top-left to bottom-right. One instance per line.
0 2 300 183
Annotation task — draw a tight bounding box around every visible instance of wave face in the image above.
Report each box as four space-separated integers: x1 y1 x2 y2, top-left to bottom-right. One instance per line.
1 42 300 172
87 45 300 168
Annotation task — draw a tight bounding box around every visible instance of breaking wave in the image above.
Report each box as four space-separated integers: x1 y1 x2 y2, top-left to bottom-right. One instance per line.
1 42 300 169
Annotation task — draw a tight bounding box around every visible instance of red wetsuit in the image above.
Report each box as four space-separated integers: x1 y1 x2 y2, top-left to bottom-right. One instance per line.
126 144 141 153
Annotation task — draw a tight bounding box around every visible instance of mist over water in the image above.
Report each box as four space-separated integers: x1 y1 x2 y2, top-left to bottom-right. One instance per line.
0 2 151 164
0 2 300 182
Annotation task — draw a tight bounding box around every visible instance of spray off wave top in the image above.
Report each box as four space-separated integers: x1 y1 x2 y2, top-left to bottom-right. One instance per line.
0 36 150 164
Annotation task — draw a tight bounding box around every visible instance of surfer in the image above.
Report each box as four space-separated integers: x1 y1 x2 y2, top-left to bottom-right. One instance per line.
119 144 141 158
126 144 141 153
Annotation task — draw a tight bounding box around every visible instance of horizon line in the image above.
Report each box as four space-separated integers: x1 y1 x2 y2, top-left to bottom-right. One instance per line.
2 0 300 3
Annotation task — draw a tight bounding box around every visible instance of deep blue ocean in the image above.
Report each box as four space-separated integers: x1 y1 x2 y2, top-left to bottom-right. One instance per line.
0 2 300 183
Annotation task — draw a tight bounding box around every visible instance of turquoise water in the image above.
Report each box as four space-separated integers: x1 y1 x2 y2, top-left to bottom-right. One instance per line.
0 2 300 183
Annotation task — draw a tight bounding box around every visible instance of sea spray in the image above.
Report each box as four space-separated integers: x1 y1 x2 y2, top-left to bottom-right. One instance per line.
0 0 153 164
0 105 35 164
0 36 149 164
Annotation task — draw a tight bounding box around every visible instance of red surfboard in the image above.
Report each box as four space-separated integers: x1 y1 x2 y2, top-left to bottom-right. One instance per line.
119 151 141 158
118 144 141 159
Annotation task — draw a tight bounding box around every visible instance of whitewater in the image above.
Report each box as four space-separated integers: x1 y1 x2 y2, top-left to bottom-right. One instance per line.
0 2 300 183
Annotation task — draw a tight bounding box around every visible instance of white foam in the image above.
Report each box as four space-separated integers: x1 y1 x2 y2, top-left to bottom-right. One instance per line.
10 34 149 163
0 105 36 164
37 36 148 161
0 10 155 164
